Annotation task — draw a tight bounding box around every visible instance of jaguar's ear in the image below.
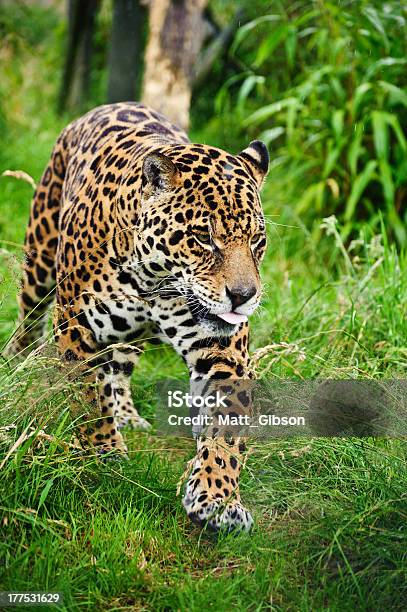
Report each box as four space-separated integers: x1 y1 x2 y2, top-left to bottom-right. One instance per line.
237 140 269 189
142 152 180 194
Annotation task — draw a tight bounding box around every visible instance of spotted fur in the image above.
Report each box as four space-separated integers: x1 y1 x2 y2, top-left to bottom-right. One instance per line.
12 102 269 532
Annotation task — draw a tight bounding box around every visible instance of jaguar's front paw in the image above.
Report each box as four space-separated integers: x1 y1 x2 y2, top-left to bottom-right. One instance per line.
182 457 253 533
183 493 253 533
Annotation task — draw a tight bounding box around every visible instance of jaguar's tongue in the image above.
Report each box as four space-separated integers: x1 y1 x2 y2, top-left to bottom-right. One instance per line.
216 312 248 325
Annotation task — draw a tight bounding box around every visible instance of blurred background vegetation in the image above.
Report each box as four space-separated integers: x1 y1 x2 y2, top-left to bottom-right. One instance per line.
0 0 406 250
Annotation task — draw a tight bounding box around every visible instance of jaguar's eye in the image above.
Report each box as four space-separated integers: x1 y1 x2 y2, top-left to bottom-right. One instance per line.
251 233 264 245
195 232 211 245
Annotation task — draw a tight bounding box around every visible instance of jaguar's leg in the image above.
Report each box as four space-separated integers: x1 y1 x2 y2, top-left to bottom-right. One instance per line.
183 437 252 532
101 347 151 431
55 315 128 456
182 325 253 532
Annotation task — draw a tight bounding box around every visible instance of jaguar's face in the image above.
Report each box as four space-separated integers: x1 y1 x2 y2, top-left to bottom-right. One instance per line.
136 141 269 335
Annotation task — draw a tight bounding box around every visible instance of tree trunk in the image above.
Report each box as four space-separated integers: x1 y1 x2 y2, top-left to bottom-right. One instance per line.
107 0 147 103
58 0 99 114
142 0 208 131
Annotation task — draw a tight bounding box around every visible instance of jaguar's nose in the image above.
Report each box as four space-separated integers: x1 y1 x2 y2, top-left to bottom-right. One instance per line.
226 285 257 310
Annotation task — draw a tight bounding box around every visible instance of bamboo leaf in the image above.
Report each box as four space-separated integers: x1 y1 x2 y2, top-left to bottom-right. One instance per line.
385 113 407 152
365 57 407 80
285 26 297 69
258 127 285 145
351 83 372 118
347 123 365 177
323 139 343 179
242 97 301 127
378 81 407 107
331 110 344 142
254 23 289 67
345 161 378 221
372 111 389 160
363 6 389 51
237 76 265 112
231 15 281 55
378 159 395 207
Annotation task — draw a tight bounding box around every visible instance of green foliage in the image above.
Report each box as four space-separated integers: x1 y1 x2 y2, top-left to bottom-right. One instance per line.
216 0 407 245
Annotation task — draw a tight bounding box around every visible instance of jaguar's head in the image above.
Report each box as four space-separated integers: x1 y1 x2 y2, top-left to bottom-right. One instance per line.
136 141 269 336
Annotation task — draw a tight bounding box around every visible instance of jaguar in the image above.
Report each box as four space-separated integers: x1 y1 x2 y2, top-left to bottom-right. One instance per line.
10 102 269 532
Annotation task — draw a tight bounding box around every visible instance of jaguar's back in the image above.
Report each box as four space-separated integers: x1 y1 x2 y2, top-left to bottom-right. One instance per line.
12 102 190 351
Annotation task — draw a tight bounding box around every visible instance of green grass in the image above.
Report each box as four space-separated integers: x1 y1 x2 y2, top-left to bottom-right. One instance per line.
1 4 407 610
